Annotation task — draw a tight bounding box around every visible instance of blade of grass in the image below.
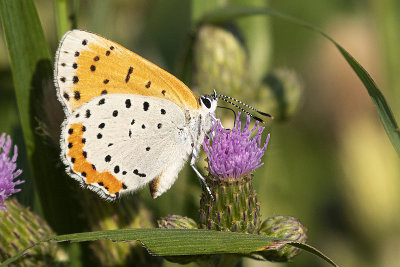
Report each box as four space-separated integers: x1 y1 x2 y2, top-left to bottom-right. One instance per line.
0 0 86 233
199 6 400 156
1 229 338 266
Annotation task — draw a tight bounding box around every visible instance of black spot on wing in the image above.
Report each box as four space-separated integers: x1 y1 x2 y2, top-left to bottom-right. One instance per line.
125 66 133 83
125 99 131 108
133 169 146 178
143 102 149 111
74 91 80 100
114 166 120 174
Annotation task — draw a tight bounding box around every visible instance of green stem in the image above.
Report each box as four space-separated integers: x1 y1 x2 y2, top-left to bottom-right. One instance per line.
54 0 69 40
71 0 79 29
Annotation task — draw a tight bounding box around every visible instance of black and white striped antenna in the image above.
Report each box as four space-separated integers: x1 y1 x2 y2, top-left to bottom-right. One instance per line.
209 89 273 123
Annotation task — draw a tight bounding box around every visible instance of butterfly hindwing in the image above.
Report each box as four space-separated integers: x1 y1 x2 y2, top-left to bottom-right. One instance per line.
54 30 199 115
60 94 192 199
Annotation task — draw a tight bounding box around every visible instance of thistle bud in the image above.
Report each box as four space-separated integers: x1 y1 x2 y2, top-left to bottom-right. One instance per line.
258 68 303 121
199 114 270 233
0 198 67 266
258 215 307 262
193 24 254 98
158 215 198 229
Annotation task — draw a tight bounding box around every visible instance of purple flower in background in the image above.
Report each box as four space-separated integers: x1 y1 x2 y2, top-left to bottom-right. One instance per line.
0 133 23 211
203 113 270 179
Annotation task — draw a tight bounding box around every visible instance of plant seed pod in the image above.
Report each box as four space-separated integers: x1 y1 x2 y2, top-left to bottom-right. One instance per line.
258 215 307 262
193 24 254 99
157 215 198 230
0 198 67 266
258 68 303 121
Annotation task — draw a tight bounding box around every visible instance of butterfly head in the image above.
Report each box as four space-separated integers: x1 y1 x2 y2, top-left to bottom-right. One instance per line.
199 94 218 114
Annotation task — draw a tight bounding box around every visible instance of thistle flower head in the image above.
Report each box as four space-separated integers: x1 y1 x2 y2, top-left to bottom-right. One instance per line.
0 133 23 211
203 113 270 179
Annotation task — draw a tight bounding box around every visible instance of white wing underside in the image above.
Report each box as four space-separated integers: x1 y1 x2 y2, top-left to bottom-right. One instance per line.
60 94 193 199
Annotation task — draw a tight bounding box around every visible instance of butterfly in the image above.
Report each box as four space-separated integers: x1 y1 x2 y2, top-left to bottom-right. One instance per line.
54 29 218 200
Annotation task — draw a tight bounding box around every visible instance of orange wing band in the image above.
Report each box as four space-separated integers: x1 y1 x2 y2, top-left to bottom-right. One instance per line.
67 123 123 194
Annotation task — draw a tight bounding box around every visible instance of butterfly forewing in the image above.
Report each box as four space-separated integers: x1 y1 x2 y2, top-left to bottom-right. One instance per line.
61 94 190 199
55 30 199 114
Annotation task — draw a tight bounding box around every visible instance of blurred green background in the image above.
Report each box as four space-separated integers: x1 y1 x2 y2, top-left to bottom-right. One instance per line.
1 0 399 266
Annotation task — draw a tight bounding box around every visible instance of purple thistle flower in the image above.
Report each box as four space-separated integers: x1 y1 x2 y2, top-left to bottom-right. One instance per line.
203 113 270 179
0 133 23 211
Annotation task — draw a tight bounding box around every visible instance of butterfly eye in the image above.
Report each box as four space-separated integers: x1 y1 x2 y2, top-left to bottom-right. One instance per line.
201 96 212 109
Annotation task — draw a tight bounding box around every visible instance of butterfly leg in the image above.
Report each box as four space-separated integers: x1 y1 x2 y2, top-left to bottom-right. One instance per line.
190 150 214 200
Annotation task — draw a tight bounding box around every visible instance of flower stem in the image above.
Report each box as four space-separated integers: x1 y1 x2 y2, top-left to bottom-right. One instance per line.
199 173 261 234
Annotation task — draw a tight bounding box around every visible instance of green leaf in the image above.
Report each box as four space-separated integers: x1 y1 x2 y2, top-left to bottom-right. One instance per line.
0 0 86 233
1 229 338 266
198 6 400 156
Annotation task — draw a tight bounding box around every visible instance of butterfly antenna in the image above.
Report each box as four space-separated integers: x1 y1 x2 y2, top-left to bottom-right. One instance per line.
216 94 273 118
218 98 265 123
216 105 237 122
